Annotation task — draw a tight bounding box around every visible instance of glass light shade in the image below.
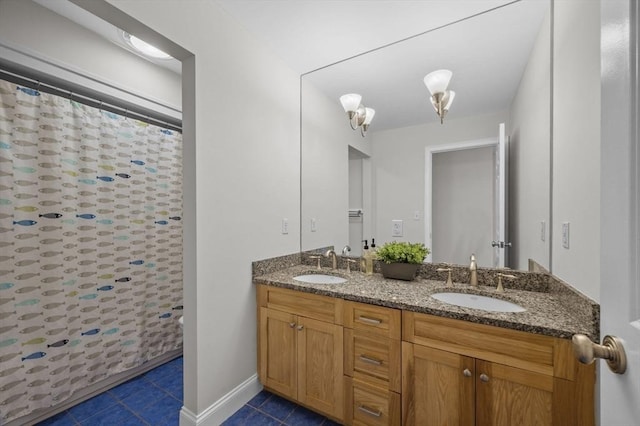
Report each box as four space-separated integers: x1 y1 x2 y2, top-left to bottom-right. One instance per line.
444 91 456 110
339 93 362 113
124 32 172 59
363 108 376 125
424 69 453 95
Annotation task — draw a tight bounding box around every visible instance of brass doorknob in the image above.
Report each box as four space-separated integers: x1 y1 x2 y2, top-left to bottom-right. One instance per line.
572 334 627 374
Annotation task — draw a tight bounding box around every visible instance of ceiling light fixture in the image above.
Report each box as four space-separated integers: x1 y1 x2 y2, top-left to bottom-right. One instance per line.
121 31 172 60
424 69 455 124
339 93 375 137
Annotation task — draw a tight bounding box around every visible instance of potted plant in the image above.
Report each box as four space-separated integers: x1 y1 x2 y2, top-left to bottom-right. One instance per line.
375 241 429 281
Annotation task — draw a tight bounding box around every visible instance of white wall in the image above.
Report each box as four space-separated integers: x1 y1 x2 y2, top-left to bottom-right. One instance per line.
552 0 601 301
32 0 302 424
0 0 181 114
348 151 364 256
370 110 507 250
508 6 551 271
301 79 370 252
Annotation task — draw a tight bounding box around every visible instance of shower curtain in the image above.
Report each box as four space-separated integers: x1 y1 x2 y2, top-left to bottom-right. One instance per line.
0 78 183 423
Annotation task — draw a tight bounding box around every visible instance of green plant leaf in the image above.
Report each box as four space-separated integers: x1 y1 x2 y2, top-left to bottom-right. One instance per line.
375 241 429 264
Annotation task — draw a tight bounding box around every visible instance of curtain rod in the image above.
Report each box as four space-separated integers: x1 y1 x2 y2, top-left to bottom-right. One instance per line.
0 68 182 133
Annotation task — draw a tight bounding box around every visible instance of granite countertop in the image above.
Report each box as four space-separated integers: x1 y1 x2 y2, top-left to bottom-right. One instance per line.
254 264 597 340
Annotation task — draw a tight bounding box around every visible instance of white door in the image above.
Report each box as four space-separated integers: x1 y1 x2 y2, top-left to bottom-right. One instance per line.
425 132 505 267
597 1 640 424
492 123 508 268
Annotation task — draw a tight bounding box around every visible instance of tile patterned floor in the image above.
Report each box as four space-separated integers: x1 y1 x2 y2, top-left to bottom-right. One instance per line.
38 357 339 426
221 390 341 426
37 356 183 426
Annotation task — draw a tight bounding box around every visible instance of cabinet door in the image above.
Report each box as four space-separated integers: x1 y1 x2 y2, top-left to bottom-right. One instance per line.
402 342 474 426
259 307 297 399
475 360 553 426
297 315 344 421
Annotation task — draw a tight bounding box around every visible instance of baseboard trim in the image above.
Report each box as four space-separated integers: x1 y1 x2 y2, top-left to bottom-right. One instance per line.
179 374 262 426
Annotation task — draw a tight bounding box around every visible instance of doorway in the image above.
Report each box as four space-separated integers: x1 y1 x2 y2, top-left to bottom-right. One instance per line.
425 128 506 268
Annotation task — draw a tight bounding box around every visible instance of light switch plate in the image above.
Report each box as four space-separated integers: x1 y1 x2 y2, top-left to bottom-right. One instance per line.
392 220 403 237
562 222 570 249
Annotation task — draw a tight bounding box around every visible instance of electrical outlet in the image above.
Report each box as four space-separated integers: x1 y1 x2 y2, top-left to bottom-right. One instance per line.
310 218 317 232
282 218 289 235
562 222 570 249
540 220 546 242
392 220 403 237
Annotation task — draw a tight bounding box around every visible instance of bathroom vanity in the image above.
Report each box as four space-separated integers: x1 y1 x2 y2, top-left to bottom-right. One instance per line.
254 261 597 426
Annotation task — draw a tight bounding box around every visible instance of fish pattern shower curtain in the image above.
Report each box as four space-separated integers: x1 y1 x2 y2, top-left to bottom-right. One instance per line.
0 79 183 423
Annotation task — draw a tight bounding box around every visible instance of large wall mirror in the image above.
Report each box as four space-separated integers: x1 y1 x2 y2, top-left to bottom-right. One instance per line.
301 0 551 271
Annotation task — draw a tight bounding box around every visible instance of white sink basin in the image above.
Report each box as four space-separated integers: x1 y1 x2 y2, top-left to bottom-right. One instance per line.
431 292 526 313
293 274 347 284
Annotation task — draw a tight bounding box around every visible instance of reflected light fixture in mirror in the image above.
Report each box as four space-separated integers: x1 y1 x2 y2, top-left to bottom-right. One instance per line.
424 69 455 124
339 93 375 136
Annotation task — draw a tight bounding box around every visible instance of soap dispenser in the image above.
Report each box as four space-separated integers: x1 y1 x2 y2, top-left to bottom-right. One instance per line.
365 238 376 275
469 253 478 286
361 240 369 272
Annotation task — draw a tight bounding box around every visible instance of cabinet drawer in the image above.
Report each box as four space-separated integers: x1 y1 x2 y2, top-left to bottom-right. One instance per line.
345 377 400 426
258 285 342 324
344 301 401 339
403 311 558 376
345 329 401 392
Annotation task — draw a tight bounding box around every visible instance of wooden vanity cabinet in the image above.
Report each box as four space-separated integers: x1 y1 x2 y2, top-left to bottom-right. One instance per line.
402 311 595 426
257 285 344 421
256 284 595 426
343 302 402 426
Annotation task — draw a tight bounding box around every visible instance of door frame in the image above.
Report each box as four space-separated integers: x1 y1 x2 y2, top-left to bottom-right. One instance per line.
424 137 497 263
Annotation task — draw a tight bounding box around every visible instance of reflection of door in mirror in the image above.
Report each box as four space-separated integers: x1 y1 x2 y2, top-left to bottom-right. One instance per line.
428 130 506 268
432 146 494 266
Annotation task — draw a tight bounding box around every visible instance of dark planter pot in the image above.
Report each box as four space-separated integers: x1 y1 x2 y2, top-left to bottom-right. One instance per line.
380 262 420 281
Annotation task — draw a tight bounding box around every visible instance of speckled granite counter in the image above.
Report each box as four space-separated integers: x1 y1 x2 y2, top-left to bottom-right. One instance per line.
253 263 599 341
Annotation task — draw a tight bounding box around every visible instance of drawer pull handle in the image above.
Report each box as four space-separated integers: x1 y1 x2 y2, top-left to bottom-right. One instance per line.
463 368 472 377
358 316 382 325
289 322 296 328
358 405 382 418
297 325 304 331
359 355 383 366
480 373 490 383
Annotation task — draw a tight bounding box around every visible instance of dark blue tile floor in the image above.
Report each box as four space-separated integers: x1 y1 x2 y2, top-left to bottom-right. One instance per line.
37 356 183 426
38 357 340 426
221 391 341 426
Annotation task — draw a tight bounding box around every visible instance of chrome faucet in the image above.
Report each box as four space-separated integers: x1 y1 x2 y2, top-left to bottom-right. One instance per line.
342 245 351 257
325 249 337 269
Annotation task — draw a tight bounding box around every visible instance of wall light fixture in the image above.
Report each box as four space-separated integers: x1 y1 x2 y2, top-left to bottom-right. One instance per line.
424 69 455 124
339 93 375 137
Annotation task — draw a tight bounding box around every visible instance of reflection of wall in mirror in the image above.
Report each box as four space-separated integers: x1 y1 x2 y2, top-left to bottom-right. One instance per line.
370 7 552 271
300 4 554 273
371 110 507 254
509 7 551 272
301 80 371 252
